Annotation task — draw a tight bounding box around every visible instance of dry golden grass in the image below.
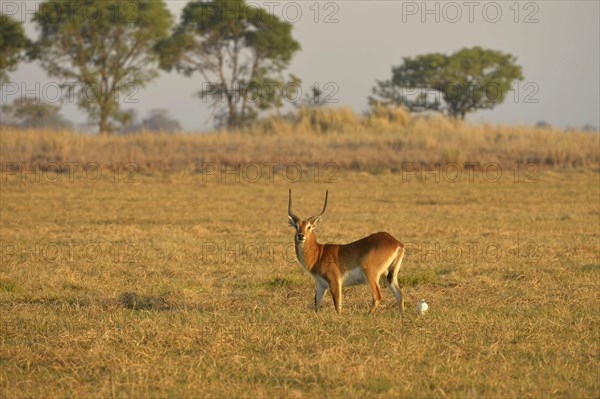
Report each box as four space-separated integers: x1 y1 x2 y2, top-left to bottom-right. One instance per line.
0 167 599 397
1 107 598 173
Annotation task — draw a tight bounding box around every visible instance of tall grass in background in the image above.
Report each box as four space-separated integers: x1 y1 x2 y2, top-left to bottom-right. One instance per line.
1 107 598 173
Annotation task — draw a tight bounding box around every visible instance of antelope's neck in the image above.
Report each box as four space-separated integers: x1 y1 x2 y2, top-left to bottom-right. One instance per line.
296 235 322 272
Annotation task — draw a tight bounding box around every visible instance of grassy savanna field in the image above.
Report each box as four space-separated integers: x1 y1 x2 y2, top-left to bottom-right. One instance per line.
0 116 599 397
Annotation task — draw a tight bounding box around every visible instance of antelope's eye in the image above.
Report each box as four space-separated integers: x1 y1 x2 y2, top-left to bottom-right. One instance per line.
307 225 312 230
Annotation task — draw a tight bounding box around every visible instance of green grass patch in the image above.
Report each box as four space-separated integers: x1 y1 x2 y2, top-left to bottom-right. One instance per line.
0 279 18 293
396 270 439 287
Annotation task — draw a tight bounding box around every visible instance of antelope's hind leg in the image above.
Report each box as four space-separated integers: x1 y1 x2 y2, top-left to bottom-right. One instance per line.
387 274 405 317
386 249 406 317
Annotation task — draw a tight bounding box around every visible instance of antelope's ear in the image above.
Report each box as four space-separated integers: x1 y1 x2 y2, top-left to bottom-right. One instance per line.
288 215 298 227
310 215 322 226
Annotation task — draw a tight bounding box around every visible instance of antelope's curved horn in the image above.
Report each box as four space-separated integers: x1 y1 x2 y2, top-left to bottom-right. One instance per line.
288 189 300 221
310 190 328 220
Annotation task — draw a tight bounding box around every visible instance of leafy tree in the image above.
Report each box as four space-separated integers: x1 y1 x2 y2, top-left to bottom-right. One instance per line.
157 0 301 128
0 13 29 82
1 98 74 130
32 0 173 134
370 47 524 119
116 108 141 134
142 109 181 133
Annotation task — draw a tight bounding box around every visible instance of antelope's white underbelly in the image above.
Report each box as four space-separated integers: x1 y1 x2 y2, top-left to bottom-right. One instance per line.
342 268 366 286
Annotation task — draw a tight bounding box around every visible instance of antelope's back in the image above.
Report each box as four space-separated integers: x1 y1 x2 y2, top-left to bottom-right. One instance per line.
336 232 403 271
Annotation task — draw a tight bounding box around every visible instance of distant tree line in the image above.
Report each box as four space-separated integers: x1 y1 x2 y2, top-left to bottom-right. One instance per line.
1 0 527 133
1 98 74 130
1 99 181 133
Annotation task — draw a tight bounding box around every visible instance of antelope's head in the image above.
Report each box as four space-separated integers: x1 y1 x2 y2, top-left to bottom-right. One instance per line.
287 189 328 245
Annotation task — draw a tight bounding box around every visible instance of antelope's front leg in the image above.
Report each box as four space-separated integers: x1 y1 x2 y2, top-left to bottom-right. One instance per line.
329 278 342 314
314 282 327 312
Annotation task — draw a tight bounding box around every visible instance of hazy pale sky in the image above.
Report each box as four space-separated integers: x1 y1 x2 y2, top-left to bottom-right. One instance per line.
2 0 599 131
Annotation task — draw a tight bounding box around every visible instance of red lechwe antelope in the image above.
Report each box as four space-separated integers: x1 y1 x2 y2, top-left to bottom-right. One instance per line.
288 189 406 315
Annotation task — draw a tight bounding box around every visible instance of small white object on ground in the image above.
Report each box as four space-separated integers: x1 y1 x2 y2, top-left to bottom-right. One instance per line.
416 299 428 315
